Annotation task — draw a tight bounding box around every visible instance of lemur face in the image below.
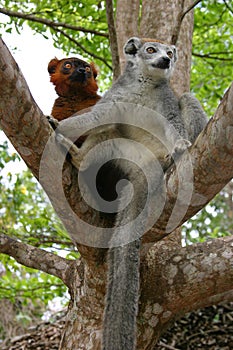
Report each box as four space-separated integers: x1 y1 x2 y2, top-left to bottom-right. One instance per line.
61 58 94 83
48 57 98 97
124 37 177 80
138 42 177 79
140 42 176 66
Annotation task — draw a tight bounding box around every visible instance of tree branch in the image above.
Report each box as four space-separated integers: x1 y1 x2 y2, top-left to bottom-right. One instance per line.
143 236 233 310
105 0 120 79
0 7 108 38
0 7 112 69
0 38 49 178
52 26 112 70
0 233 73 287
137 236 233 345
192 52 233 61
171 0 201 46
180 0 203 22
223 0 233 15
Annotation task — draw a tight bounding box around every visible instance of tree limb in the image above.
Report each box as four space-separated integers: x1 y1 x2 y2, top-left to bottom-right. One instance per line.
180 0 203 22
0 7 108 38
223 0 233 15
0 38 49 177
52 26 112 69
0 7 112 69
142 236 233 310
0 233 73 287
137 236 233 347
192 52 233 61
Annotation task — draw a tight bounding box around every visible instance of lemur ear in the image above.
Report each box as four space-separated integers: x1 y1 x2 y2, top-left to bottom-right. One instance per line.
171 46 177 62
124 37 143 55
90 62 98 79
48 58 59 75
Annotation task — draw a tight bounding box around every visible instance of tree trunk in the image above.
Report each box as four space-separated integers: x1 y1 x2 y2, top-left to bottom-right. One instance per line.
115 0 140 71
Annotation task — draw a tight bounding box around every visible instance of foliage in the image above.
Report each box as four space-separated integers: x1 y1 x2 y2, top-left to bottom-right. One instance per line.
0 138 74 337
0 0 112 90
192 0 233 116
0 254 66 306
0 139 73 251
183 190 233 245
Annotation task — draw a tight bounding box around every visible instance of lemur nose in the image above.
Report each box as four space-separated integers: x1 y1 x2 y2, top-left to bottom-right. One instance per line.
78 67 86 74
163 57 170 63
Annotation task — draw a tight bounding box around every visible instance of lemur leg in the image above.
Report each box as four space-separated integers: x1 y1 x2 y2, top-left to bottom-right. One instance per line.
55 133 83 170
46 116 83 170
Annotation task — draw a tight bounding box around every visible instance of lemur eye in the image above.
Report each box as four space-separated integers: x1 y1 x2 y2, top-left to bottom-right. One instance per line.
85 66 91 72
167 51 173 58
146 47 156 54
64 63 72 69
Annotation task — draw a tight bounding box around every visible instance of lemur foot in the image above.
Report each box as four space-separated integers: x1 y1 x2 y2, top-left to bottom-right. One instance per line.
172 139 192 158
55 133 82 170
165 138 192 166
46 115 59 130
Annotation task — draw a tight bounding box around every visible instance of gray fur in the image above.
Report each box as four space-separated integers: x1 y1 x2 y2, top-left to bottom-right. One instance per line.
54 37 208 350
103 38 207 350
179 92 208 143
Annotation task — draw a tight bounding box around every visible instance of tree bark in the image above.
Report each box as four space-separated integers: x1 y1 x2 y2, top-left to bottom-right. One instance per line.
58 236 233 350
115 0 140 70
138 236 233 348
0 233 73 287
105 0 120 80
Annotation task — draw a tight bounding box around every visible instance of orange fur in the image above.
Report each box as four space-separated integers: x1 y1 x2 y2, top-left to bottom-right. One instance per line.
48 57 101 121
141 38 168 45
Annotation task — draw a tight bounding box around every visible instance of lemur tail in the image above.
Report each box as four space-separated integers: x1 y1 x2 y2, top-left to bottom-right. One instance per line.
101 158 162 350
102 239 140 350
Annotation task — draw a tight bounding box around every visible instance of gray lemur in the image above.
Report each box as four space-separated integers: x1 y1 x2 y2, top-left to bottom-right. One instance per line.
52 37 207 350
